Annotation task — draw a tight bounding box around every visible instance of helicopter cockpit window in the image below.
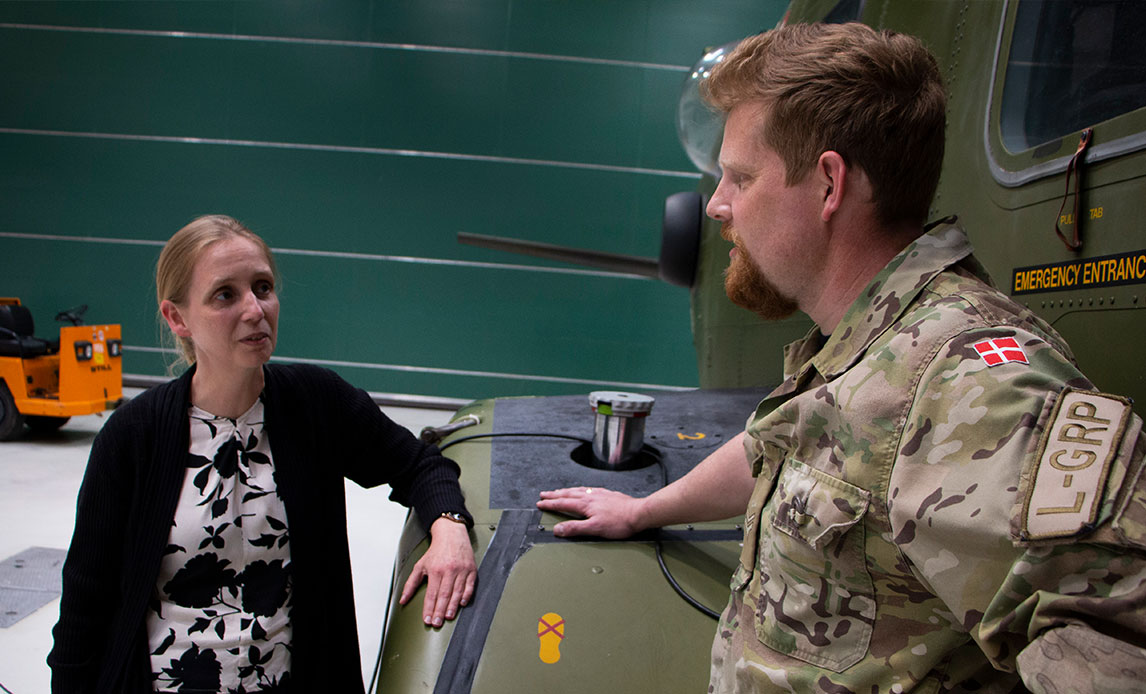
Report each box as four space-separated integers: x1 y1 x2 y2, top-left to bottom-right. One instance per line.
1000 0 1146 153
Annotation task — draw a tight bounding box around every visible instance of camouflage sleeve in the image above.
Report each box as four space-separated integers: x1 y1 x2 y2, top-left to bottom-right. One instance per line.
891 325 1146 691
1017 623 1146 694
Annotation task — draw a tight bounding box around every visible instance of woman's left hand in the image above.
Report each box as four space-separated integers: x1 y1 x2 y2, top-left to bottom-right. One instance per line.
399 517 477 627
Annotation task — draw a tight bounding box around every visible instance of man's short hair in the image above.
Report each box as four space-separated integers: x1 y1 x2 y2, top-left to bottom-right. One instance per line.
703 22 947 227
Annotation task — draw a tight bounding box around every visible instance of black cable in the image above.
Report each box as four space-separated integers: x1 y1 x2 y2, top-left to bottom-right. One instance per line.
651 456 721 620
439 430 721 620
0 680 13 694
438 432 591 452
654 542 721 620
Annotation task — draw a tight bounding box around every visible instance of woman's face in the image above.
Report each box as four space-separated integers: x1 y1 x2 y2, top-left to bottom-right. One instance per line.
163 237 279 375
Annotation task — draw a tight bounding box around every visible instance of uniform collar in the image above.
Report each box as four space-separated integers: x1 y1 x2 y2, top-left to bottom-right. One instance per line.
777 223 984 389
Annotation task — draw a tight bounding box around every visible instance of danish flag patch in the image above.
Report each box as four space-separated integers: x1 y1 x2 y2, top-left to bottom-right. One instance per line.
973 337 1029 367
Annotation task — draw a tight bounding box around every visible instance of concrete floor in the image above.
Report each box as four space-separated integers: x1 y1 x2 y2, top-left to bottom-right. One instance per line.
0 389 452 693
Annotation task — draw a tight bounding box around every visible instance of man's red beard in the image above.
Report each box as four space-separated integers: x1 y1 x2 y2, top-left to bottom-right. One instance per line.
722 224 799 321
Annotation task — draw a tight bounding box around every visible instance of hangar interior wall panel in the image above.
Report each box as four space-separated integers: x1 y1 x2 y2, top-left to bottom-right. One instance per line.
0 0 785 400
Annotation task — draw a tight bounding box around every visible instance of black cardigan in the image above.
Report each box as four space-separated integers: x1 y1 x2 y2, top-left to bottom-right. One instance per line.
48 364 471 693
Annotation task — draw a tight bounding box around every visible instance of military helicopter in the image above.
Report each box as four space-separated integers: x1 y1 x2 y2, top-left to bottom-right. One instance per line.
372 1 1146 691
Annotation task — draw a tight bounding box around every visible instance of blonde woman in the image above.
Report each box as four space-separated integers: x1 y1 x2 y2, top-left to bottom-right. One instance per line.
49 215 475 693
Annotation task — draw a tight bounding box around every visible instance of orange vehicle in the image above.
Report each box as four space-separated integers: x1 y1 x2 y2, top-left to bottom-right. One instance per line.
0 297 123 440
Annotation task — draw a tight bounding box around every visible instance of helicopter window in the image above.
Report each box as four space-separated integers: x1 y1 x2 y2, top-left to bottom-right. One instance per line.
1000 0 1146 153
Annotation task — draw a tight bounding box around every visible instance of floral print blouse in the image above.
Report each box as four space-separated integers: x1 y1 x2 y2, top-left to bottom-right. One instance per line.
148 398 292 693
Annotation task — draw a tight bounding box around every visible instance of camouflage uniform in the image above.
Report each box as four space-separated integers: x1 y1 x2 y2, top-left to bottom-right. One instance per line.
710 224 1146 693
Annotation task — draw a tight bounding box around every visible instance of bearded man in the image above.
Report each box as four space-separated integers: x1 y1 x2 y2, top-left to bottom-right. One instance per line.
539 22 1146 694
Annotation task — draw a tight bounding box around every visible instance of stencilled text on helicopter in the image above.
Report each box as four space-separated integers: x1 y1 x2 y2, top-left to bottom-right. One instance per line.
1012 249 1146 295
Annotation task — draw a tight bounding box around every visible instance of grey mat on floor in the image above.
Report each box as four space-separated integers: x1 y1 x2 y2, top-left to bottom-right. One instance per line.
0 546 66 627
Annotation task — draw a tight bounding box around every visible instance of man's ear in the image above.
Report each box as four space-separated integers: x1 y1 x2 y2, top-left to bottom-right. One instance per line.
817 151 847 222
160 300 192 338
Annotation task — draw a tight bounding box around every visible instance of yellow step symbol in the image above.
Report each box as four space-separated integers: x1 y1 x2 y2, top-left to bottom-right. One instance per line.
537 612 565 664
676 432 705 441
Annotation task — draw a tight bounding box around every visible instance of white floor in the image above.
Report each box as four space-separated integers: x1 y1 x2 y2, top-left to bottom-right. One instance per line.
0 389 452 694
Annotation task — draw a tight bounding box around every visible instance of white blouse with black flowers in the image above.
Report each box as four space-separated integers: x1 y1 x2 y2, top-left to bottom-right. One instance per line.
148 398 293 694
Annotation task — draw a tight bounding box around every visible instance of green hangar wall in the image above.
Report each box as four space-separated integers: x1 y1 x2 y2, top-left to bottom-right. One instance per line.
0 1 784 401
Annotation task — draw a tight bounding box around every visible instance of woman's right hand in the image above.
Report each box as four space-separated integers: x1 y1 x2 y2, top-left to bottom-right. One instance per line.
398 518 477 627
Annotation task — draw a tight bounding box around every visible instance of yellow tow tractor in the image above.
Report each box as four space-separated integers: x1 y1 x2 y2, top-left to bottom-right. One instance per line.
0 297 123 440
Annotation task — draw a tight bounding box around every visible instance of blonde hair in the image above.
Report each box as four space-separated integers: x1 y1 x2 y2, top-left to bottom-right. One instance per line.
156 215 278 368
703 22 947 226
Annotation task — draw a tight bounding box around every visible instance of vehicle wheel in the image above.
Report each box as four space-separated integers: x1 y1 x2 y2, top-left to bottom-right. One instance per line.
26 415 70 434
0 382 26 441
